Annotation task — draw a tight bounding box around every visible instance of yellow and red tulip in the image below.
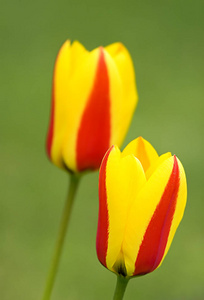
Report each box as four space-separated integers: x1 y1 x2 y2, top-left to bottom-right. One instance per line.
46 40 138 173
96 137 187 277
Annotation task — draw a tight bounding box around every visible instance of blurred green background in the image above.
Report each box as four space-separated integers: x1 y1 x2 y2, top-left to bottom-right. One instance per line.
1 0 204 299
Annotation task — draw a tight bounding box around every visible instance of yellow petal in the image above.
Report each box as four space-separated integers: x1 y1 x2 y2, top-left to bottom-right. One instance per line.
122 137 159 173
105 146 146 273
145 152 172 180
70 40 87 72
104 43 138 148
158 156 187 267
51 40 72 168
61 47 101 171
105 43 137 112
122 156 176 276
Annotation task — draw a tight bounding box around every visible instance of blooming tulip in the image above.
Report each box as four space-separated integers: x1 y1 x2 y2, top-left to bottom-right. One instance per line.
96 137 187 277
46 40 138 173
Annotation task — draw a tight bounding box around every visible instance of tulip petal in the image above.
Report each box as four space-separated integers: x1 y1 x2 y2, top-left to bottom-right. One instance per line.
106 43 137 109
120 156 187 276
47 40 72 168
69 40 87 72
96 146 113 268
133 156 185 275
105 43 138 147
145 152 172 180
120 156 175 275
104 146 146 274
122 137 159 173
47 40 88 169
61 47 110 171
75 47 111 171
159 157 187 265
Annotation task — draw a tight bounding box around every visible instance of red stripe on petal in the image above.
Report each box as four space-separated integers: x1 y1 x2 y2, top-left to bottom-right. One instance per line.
46 81 55 159
76 48 111 171
134 156 180 276
96 146 113 267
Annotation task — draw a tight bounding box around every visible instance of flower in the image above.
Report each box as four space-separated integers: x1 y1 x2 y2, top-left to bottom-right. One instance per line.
96 137 187 277
46 40 138 173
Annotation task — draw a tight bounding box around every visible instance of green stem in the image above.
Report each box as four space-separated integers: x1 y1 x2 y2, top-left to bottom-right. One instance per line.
41 173 80 300
113 276 129 300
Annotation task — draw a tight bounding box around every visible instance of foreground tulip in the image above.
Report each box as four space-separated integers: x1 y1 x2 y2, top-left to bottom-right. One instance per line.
46 40 138 173
96 137 187 299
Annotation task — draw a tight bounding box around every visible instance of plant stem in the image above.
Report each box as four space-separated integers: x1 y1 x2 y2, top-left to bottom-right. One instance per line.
41 173 80 300
113 276 129 300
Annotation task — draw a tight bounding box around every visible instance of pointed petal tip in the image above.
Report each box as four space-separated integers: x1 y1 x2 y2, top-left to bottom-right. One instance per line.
138 136 144 142
62 39 71 48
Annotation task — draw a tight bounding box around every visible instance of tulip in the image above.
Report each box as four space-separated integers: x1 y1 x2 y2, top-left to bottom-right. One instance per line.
46 40 138 173
43 40 138 300
96 137 187 278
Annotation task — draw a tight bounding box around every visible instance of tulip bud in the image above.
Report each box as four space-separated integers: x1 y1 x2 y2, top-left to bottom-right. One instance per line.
46 40 138 173
96 137 187 277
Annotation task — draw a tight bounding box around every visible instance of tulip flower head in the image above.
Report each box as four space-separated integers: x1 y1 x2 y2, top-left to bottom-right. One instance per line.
46 40 138 173
96 137 187 277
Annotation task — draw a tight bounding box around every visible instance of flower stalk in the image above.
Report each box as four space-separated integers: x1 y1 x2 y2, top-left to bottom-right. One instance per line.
113 276 129 300
41 174 80 300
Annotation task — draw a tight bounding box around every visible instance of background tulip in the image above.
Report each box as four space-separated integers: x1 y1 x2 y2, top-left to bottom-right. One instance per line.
43 40 138 300
97 137 187 278
46 40 138 173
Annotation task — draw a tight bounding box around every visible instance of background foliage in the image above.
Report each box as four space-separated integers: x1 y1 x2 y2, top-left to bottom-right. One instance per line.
1 0 204 299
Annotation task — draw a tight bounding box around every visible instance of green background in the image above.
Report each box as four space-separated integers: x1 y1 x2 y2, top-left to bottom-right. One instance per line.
1 0 204 299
